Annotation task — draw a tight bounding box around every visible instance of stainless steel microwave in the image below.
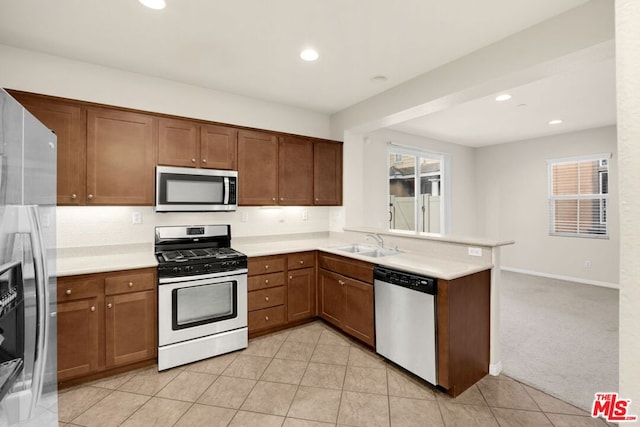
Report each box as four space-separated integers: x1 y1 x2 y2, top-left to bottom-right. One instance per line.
155 166 238 212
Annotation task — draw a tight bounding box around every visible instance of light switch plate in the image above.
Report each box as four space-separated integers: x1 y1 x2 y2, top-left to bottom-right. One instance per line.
468 247 482 257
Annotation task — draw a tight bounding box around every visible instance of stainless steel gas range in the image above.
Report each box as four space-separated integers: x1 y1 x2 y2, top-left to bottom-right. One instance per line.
155 225 247 371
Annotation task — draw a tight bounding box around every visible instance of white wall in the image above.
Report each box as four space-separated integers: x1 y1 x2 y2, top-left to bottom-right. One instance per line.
616 0 640 419
0 44 331 139
475 126 619 286
361 129 478 237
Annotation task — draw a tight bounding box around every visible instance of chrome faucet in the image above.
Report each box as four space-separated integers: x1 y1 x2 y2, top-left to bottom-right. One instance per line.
366 233 384 248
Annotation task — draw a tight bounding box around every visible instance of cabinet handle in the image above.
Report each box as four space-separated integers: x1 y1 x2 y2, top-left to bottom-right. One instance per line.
265 296 269 301
87 194 94 200
107 303 112 309
70 193 77 200
265 316 269 321
90 306 96 312
202 159 207 163
128 282 133 288
289 275 293 280
191 158 196 163
65 289 72 295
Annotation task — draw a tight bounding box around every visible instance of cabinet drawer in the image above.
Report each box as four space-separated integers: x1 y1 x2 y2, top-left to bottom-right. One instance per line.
248 286 285 311
248 256 285 275
248 305 286 332
57 277 102 301
248 272 285 291
318 252 374 283
105 270 156 295
287 251 315 271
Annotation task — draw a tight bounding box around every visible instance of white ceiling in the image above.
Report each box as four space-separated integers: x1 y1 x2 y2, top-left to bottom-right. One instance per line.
0 0 613 146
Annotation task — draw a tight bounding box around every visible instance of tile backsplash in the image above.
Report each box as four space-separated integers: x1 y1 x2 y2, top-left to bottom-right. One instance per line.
57 206 332 248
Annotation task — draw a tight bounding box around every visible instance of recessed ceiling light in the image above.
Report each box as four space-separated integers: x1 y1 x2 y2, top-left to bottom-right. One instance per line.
495 94 512 102
139 0 166 10
548 119 563 125
300 48 319 62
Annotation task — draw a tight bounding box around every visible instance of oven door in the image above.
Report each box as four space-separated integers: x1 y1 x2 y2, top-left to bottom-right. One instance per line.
158 270 247 346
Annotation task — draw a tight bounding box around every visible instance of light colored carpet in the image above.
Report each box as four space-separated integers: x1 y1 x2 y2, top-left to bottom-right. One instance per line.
499 270 619 411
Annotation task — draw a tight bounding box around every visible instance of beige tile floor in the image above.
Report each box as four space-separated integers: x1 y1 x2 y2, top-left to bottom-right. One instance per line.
58 321 609 427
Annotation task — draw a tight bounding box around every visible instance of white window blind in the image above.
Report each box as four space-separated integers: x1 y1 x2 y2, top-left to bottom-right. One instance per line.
548 154 610 238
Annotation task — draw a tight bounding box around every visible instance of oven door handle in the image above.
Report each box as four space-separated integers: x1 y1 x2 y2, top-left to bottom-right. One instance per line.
158 269 248 285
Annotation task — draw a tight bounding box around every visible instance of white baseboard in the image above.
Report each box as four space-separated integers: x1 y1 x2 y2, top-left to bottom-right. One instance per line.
500 267 619 290
489 361 503 376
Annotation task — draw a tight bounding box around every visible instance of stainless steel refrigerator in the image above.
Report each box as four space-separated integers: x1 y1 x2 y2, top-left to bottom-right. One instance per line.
0 89 58 426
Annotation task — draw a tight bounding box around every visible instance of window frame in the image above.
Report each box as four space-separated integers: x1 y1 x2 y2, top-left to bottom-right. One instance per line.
547 153 611 239
387 144 450 234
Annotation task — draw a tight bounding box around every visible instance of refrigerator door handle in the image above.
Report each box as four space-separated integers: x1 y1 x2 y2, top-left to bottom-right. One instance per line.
24 205 49 417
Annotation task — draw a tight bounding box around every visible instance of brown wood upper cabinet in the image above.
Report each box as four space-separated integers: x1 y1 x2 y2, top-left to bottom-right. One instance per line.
86 108 156 205
238 131 342 206
9 92 86 205
279 136 313 205
238 130 279 205
314 141 343 205
158 117 237 170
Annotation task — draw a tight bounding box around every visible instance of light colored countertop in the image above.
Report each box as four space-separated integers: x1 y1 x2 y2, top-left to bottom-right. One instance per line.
57 236 493 280
57 244 157 277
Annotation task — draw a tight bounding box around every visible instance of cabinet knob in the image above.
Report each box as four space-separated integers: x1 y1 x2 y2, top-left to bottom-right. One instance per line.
264 265 269 270
265 279 269 284
191 158 196 163
315 198 319 202
90 306 96 312
338 280 345 286
202 159 207 163
65 289 72 295
70 193 77 200
128 282 133 288
87 194 94 200
272 197 276 201
265 316 269 321
280 197 284 201
107 303 113 309
265 296 269 301
299 260 304 265
289 275 293 280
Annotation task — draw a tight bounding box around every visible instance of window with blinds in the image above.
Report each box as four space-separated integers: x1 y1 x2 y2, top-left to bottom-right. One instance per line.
548 154 610 238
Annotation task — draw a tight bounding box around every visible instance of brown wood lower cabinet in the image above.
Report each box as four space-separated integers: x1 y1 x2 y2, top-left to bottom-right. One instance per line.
437 269 491 397
57 268 157 385
318 252 375 347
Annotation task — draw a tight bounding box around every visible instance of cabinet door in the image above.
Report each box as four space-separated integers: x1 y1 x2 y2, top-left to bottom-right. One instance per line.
200 124 237 170
343 277 375 347
105 289 156 368
86 108 155 205
318 270 344 328
287 267 316 323
238 130 278 205
278 136 313 205
57 298 101 380
314 141 342 205
158 117 199 167
14 94 86 205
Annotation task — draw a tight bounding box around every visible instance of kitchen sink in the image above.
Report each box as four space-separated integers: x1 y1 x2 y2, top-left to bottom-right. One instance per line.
334 244 401 258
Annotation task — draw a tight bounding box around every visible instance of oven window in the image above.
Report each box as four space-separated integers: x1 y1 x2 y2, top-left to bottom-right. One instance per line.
172 281 237 330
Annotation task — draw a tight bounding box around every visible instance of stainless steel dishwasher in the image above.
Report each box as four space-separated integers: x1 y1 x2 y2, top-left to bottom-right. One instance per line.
374 266 437 385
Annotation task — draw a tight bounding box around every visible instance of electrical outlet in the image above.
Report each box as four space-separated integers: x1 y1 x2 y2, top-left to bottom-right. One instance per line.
241 211 249 222
468 247 482 257
132 211 142 225
302 209 309 221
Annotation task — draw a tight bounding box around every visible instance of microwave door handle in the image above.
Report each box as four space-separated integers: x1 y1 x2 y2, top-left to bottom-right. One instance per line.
223 177 229 205
23 205 49 416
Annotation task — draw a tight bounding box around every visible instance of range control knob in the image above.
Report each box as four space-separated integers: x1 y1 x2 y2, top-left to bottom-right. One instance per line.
172 267 182 274
184 266 194 272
